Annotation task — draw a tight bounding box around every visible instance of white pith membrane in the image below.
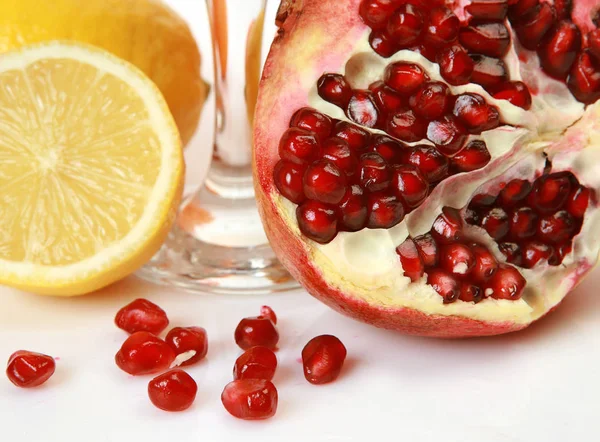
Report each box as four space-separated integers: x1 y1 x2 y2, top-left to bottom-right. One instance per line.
274 30 600 324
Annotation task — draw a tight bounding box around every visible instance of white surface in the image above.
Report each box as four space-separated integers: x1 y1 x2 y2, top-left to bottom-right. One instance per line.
1 1 600 441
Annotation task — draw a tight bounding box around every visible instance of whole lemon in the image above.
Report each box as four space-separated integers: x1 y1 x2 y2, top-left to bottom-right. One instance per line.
0 0 209 145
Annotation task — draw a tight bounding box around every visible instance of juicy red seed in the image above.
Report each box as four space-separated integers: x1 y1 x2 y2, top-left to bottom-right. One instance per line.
453 93 500 134
553 242 572 264
296 200 338 243
508 0 540 23
411 44 438 62
514 3 557 50
528 174 571 213
302 335 347 385
567 50 600 104
148 370 197 412
303 160 347 205
499 242 523 266
432 207 463 244
387 4 424 46
485 265 526 300
114 298 169 335
370 81 405 113
392 164 429 208
317 74 352 108
521 241 555 268
384 62 429 96
437 45 474 86
234 317 279 351
554 0 572 19
509 207 538 240
537 210 576 244
338 185 368 232
359 0 398 30
397 237 425 281
347 90 382 128
500 179 532 206
451 140 491 172
221 379 278 420
566 185 591 218
427 269 460 303
492 81 533 110
423 7 459 47
466 0 509 21
427 116 468 157
538 20 582 80
409 81 450 120
481 207 510 240
321 138 358 176
233 346 278 381
369 30 399 58
274 161 306 204
414 233 439 267
460 283 484 303
589 30 600 62
471 243 499 282
332 121 371 151
386 109 427 142
165 327 208 366
6 351 55 388
260 306 277 325
408 145 449 183
367 192 405 229
358 153 391 192
440 243 476 276
290 107 333 139
471 193 497 209
459 22 511 58
470 54 509 89
369 135 407 163
115 332 176 376
279 128 320 164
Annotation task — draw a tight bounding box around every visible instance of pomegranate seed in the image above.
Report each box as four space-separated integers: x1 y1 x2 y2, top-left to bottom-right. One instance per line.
386 109 427 142
302 335 347 385
499 179 532 206
347 90 382 128
451 140 491 173
437 45 474 86
321 138 358 176
460 283 484 303
296 200 338 243
528 173 571 213
370 81 405 113
459 22 511 58
165 327 208 366
588 30 600 62
332 121 371 151
537 210 576 244
260 306 277 324
274 161 306 204
359 0 398 30
234 316 279 350
481 207 510 240
408 145 449 183
221 379 278 420
411 44 438 62
115 332 176 376
499 242 523 266
409 81 450 120
509 207 538 240
514 3 557 50
367 192 405 228
470 55 509 90
303 160 347 205
148 369 197 412
233 346 278 381
114 298 169 335
427 116 468 157
279 128 320 164
432 207 463 244
358 153 391 192
387 4 424 47
453 94 500 134
521 241 555 268
6 351 55 388
414 233 439 267
466 1 509 21
554 0 572 19
553 242 572 264
317 75 352 108
492 81 533 110
440 243 476 276
567 50 600 104
485 265 526 300
338 185 368 231
397 237 425 281
290 107 333 139
369 135 407 163
470 243 499 282
470 193 497 209
384 62 429 96
538 20 582 80
427 269 460 303
392 164 429 208
508 0 540 23
423 7 459 47
566 185 591 218
369 30 398 57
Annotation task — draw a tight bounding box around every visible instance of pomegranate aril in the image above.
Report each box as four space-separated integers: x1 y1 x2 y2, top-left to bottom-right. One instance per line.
554 0 572 19
165 327 208 366
509 207 538 240
553 242 572 264
499 242 523 265
437 45 474 86
370 81 405 113
485 265 526 300
148 369 197 412
114 298 169 335
460 283 484 303
369 135 406 163
514 3 556 50
291 107 333 140
451 140 491 173
440 243 476 276
414 233 439 267
481 207 510 240
459 22 511 58
470 193 497 209
302 335 347 385
279 128 320 164
358 153 391 192
234 316 279 350
317 74 352 108
538 20 582 80
303 160 347 205
423 7 459 47
431 207 463 244
338 185 368 232
411 44 438 63
359 0 398 30
409 81 450 120
6 351 55 388
500 179 532 206
397 237 425 281
370 30 398 57
386 4 424 47
332 121 371 151
492 81 533 110
426 116 468 157
346 90 382 128
407 145 449 183
589 30 600 62
386 108 428 143
528 173 571 213
471 243 499 282
537 210 576 244
367 192 405 229
392 164 429 208
260 306 277 325
384 62 429 96
470 54 509 90
453 93 500 134
427 269 460 303
221 379 278 420
115 332 176 376
567 50 600 104
297 200 338 243
521 241 555 268
508 0 540 23
566 185 591 218
321 138 358 176
234 346 278 381
466 1 509 21
274 161 306 204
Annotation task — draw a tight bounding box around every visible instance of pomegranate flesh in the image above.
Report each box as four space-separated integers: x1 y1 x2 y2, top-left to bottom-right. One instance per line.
114 298 169 335
6 351 56 388
148 369 197 412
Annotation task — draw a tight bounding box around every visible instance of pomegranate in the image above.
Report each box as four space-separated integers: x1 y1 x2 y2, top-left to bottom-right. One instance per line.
254 0 600 338
260 305 278 324
148 369 197 412
221 379 278 420
114 298 169 335
6 351 55 388
165 327 208 367
234 316 279 350
302 335 347 385
115 331 176 375
233 346 278 381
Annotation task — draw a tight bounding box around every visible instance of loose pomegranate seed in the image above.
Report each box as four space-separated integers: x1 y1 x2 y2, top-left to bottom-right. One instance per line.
274 161 306 204
460 283 484 303
359 0 398 30
437 45 474 86
470 243 499 282
397 237 425 281
566 185 591 218
459 22 511 58
317 74 352 108
528 173 571 213
391 164 429 208
537 210 576 244
589 30 600 62
387 4 424 47
451 140 491 173
499 242 523 265
427 117 468 157
6 351 55 388
369 135 407 163
485 265 526 300
427 269 460 303
115 332 176 376
114 298 169 335
453 94 500 134
407 145 449 182
303 160 347 205
538 20 582 80
386 109 427 142
234 316 279 350
148 369 197 412
509 207 538 240
514 3 557 50
508 0 540 23
567 51 600 104
409 82 450 120
384 62 429 96
260 306 277 324
432 207 463 244
165 327 208 366
296 200 338 243
423 7 459 47
302 335 347 385
367 192 405 228
321 138 358 176
492 81 533 110
440 243 476 276
521 241 556 268
466 0 509 21
370 81 405 113
279 128 320 164
369 30 398 58
470 55 509 90
554 0 572 19
338 185 368 231
481 207 510 240
290 107 333 139
332 121 371 151
358 153 391 192
347 90 382 128
499 179 532 206
233 346 278 381
221 379 278 420
414 233 439 267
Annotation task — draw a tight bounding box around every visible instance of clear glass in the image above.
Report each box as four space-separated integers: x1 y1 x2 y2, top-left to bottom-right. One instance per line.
137 0 298 294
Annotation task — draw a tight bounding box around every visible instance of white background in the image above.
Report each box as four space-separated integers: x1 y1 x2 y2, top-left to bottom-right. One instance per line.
1 1 600 441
